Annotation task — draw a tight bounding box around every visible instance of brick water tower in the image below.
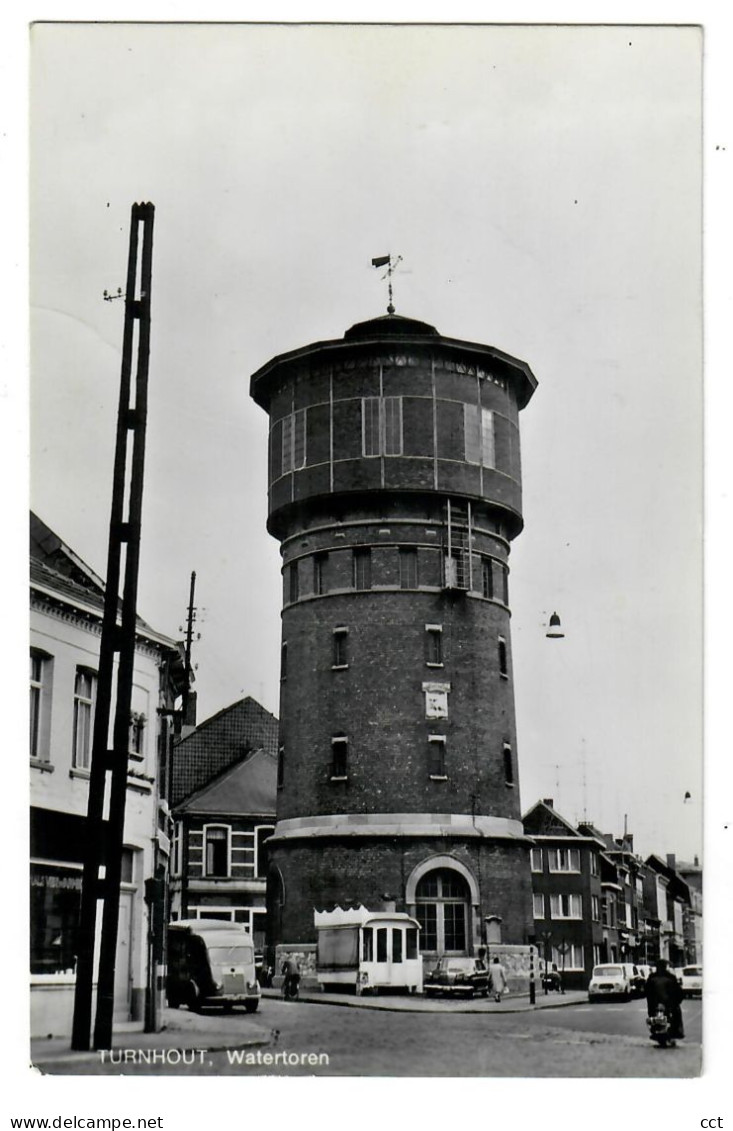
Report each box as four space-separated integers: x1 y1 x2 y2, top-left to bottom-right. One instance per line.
250 305 538 963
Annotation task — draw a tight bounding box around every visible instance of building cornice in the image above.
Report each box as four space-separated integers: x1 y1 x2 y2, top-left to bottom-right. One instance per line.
271 812 530 843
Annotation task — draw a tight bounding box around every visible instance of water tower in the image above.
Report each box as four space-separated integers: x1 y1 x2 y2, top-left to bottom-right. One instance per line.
250 306 537 961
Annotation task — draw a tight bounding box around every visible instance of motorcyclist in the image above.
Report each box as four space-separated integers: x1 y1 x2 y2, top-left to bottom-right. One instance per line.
645 957 684 1038
281 954 301 999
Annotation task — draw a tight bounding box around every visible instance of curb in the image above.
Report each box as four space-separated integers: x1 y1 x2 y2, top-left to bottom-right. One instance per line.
260 988 587 1015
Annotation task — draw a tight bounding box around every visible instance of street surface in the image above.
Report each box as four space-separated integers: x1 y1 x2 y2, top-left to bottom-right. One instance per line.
35 996 702 1077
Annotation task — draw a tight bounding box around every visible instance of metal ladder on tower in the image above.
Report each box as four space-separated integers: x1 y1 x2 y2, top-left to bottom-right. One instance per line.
444 500 473 591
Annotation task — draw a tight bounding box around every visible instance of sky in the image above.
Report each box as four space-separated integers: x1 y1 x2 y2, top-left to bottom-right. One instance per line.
27 22 706 865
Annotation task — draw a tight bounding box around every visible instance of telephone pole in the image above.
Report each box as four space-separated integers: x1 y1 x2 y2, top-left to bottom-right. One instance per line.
71 202 155 1051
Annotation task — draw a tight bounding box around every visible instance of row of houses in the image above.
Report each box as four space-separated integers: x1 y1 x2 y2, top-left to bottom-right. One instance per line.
524 799 703 988
29 513 702 1034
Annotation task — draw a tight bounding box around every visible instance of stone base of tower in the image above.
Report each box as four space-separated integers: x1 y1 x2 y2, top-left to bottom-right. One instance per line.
266 832 534 958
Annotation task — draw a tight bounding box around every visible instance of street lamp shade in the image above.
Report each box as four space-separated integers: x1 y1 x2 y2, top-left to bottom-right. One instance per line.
546 611 565 639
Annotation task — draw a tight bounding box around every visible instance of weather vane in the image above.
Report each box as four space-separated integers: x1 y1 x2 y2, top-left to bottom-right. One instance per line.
371 253 403 314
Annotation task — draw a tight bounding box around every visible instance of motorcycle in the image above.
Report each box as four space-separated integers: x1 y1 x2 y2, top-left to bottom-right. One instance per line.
647 1005 679 1048
281 972 300 1001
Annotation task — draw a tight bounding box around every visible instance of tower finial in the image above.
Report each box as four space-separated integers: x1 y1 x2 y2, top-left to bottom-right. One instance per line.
371 253 403 314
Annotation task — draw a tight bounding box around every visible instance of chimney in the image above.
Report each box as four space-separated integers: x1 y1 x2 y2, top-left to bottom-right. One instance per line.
666 853 677 871
543 798 554 808
694 855 699 867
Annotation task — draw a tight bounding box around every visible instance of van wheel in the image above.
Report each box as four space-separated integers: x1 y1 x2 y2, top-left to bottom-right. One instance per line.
244 1000 259 1014
187 982 203 1013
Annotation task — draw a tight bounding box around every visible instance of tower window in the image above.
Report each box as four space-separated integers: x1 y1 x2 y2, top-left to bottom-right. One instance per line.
331 735 348 780
280 642 287 682
498 636 508 678
281 408 307 474
332 627 349 668
425 625 443 666
353 548 372 590
399 547 418 589
313 552 327 596
497 563 509 605
503 743 514 786
362 396 403 456
482 558 494 600
428 735 447 778
288 561 299 604
463 404 495 468
277 746 285 789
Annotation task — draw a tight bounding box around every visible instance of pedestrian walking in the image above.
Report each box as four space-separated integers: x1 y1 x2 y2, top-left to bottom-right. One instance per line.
490 956 508 1003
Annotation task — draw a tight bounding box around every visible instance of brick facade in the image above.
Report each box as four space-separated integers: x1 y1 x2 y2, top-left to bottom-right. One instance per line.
251 312 538 955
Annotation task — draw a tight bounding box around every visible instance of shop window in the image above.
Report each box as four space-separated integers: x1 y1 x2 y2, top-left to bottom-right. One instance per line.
551 944 584 971
30 863 82 974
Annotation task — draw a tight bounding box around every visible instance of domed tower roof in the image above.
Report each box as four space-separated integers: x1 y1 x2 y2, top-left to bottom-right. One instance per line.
250 312 537 411
343 312 439 340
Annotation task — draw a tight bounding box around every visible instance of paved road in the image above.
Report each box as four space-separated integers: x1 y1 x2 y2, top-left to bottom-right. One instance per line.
36 997 702 1078
542 996 702 1042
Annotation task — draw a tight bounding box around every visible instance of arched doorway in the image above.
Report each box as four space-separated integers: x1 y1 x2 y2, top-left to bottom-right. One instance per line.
415 868 471 955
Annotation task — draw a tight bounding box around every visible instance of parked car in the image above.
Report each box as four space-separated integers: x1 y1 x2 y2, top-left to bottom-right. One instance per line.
587 963 632 1002
679 965 702 997
424 957 490 998
166 920 261 1013
620 963 647 997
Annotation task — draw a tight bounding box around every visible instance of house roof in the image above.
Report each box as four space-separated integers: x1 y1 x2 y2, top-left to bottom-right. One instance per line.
30 512 178 651
176 747 277 817
522 799 582 838
171 696 279 806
